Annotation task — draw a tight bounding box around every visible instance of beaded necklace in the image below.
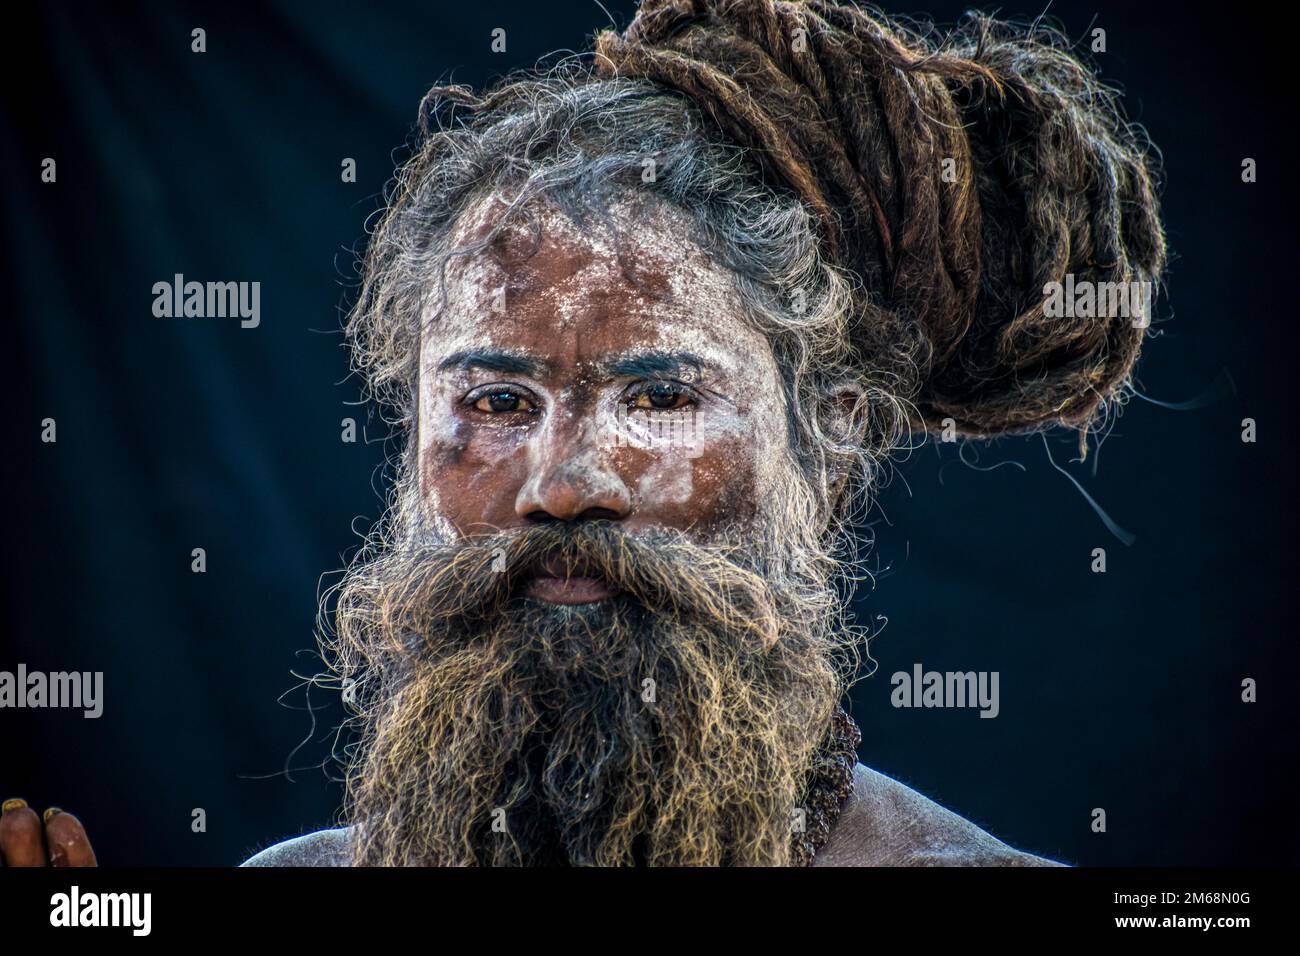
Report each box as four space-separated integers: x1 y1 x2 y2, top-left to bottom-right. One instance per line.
791 707 861 866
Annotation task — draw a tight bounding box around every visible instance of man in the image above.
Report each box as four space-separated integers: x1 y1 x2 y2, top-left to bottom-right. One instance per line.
2 0 1163 866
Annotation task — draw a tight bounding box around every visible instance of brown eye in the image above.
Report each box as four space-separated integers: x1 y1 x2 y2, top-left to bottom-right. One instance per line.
634 383 691 410
473 390 533 414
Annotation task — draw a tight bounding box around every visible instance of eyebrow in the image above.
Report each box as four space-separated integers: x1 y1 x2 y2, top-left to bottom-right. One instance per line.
436 348 713 381
598 350 708 381
436 349 545 377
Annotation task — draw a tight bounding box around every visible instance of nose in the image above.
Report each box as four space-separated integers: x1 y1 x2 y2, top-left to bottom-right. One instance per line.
515 425 632 524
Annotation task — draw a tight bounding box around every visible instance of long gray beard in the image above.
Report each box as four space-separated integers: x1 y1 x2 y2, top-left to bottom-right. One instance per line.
329 520 859 866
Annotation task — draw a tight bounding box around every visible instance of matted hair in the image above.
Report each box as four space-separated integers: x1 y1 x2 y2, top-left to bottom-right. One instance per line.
346 1 1166 534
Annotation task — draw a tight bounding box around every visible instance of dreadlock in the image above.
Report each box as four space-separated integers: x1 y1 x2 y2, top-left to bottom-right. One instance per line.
594 0 1167 442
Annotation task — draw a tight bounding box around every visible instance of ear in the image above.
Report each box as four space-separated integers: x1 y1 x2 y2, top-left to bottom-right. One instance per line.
824 382 865 443
822 382 866 507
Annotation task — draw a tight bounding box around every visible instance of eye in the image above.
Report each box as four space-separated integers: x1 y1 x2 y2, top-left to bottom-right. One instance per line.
631 382 693 411
468 388 537 414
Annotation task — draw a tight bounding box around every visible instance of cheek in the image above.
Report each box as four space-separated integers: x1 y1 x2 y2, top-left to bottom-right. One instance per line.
419 421 531 532
626 432 764 531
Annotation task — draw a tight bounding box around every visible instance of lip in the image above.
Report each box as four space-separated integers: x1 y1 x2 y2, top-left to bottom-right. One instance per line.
525 575 614 605
525 558 614 605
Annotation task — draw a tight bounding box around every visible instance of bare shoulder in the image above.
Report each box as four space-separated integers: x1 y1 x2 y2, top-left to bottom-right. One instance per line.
239 826 354 867
812 764 1068 867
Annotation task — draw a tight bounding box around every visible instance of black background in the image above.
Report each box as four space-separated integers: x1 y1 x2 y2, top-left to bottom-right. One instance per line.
3 0 1296 866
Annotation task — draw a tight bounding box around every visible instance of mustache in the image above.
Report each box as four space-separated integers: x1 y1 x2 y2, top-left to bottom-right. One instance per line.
342 520 796 655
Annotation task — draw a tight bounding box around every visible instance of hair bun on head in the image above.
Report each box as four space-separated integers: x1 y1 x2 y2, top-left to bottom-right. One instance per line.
595 0 1167 440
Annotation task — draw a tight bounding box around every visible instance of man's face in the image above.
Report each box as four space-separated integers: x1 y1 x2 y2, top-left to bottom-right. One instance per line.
339 191 846 866
415 193 794 600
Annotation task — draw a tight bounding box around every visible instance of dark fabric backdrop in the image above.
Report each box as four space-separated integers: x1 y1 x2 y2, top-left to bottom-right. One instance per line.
3 0 1296 866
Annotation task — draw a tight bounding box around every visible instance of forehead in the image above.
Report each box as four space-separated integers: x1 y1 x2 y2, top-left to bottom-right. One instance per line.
419 192 776 377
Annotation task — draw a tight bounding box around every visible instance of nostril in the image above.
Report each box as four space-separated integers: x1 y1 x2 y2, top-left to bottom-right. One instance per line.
524 507 621 525
515 464 633 524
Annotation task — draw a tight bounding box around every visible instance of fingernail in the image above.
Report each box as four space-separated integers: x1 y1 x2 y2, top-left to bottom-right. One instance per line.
43 807 63 824
2 798 27 813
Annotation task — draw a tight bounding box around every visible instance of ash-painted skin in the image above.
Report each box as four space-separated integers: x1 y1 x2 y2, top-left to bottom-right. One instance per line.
2 194 1065 868
413 193 783 589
